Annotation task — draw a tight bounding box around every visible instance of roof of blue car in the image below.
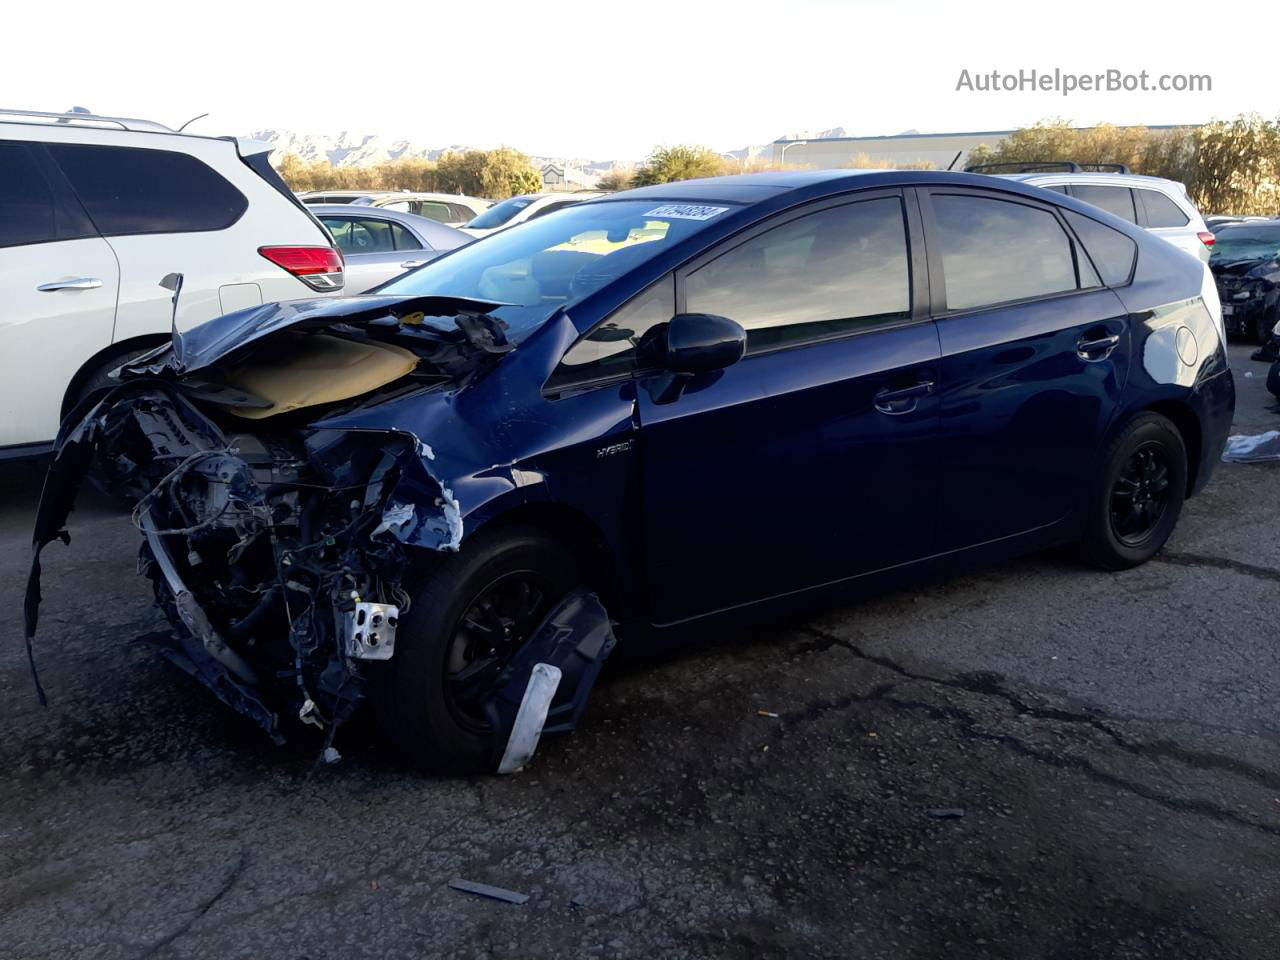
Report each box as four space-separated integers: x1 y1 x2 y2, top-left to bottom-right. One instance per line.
608 169 1047 204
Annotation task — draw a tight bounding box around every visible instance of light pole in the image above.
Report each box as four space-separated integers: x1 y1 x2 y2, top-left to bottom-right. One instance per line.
776 140 808 168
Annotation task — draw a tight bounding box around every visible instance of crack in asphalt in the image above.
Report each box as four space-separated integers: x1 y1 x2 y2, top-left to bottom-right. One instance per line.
795 626 1280 835
779 680 1280 839
1153 550 1280 584
133 847 248 959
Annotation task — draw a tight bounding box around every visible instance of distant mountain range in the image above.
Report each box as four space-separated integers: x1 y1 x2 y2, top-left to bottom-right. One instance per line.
245 126 919 175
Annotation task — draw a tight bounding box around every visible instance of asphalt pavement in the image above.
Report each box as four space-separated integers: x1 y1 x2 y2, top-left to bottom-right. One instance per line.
2 344 1277 959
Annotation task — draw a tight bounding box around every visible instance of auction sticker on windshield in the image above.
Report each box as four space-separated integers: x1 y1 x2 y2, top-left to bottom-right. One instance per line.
644 204 730 221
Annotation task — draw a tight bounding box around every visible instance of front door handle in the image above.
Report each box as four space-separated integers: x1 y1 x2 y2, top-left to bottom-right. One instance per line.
400 260 427 269
874 380 934 415
37 277 103 292
1076 332 1120 360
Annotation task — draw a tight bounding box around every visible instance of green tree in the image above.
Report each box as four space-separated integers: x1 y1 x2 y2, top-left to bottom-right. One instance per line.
596 167 635 192
631 145 727 186
436 147 542 199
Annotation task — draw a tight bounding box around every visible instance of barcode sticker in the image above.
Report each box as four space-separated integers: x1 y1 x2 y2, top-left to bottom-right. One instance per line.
644 204 730 221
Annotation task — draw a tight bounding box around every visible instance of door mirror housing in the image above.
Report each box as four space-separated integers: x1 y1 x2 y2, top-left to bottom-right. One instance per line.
661 313 747 375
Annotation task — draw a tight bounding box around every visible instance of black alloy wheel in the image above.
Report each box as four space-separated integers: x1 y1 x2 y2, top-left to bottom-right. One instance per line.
1109 442 1172 546
444 570 552 732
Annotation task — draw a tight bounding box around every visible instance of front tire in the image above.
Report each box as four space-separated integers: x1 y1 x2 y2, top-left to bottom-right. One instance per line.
1081 413 1187 570
372 525 580 774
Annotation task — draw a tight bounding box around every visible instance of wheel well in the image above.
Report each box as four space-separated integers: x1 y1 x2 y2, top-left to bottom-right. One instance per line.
60 334 171 418
473 503 625 617
1146 400 1203 495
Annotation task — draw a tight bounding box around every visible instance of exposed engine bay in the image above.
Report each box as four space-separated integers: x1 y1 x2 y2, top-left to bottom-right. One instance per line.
23 291 616 768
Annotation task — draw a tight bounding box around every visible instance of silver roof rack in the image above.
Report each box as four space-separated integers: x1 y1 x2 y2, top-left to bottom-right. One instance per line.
0 108 174 133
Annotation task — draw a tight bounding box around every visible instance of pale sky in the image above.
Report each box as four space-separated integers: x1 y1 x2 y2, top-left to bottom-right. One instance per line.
5 0 1268 160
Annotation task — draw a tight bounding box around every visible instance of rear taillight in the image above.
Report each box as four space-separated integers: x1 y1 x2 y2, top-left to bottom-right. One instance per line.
259 245 344 292
1198 231 1216 248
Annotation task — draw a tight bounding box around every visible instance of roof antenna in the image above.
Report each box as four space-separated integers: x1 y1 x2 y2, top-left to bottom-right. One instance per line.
177 112 209 133
160 273 186 367
946 151 962 171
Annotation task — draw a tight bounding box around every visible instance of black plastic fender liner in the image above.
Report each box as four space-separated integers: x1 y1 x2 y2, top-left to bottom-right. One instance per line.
484 590 618 771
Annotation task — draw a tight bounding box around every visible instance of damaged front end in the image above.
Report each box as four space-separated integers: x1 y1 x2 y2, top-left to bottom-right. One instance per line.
23 292 614 770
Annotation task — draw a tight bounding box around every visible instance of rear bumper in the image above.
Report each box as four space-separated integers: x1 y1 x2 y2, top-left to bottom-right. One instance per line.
1187 368 1235 497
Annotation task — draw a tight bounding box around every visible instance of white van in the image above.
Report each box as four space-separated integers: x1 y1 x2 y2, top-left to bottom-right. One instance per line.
0 109 345 454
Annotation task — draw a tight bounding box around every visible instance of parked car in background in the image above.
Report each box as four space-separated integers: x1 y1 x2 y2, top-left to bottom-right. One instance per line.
310 204 471 292
460 192 604 238
299 191 491 227
1209 220 1280 343
976 165 1215 263
1206 215 1273 231
0 108 343 455
298 191 382 205
29 170 1234 773
351 192 491 227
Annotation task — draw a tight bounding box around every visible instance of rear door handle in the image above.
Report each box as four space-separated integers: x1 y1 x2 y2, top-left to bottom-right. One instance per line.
400 260 428 269
1076 333 1120 360
37 277 103 292
874 380 934 414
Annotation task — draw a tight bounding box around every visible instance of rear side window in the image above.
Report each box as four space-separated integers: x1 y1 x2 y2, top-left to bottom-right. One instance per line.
390 223 423 250
46 143 248 236
0 141 98 248
932 194 1089 311
0 141 58 247
322 216 396 253
1070 184 1137 223
685 196 912 350
1063 210 1138 286
1136 189 1190 228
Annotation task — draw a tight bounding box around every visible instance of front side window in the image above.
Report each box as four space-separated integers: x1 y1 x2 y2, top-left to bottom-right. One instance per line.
46 143 247 235
547 275 674 392
1137 189 1190 228
685 196 912 350
1070 184 1137 223
411 200 453 222
932 194 1091 311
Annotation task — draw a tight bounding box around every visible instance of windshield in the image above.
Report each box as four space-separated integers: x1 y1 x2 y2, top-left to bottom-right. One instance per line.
466 195 541 229
1212 227 1280 263
380 199 734 336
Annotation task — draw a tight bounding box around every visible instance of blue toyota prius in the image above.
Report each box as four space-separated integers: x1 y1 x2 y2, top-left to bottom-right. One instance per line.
27 170 1236 773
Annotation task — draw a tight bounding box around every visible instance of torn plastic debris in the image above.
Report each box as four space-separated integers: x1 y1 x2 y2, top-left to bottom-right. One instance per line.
487 590 617 773
497 663 562 774
1222 431 1280 463
371 502 418 540
448 879 529 905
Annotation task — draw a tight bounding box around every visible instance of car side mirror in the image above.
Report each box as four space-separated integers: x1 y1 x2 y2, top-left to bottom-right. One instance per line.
661 313 747 375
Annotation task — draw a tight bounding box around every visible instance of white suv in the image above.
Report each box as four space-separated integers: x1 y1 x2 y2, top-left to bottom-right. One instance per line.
987 168 1214 263
0 109 344 453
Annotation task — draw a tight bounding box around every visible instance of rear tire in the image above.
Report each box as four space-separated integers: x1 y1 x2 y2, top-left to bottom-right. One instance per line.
1080 413 1187 571
372 525 580 774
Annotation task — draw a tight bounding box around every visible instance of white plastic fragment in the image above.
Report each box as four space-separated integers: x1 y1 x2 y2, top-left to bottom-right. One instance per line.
322 746 341 765
497 662 562 775
1222 431 1280 463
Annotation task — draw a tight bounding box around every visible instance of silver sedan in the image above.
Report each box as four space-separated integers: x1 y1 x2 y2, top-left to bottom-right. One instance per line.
310 204 473 293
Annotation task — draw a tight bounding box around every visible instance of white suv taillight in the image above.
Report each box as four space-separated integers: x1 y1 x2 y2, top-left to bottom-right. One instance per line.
258 245 345 292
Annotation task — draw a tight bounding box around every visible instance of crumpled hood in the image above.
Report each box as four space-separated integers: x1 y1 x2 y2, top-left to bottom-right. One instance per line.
125 294 509 377
1211 257 1280 281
